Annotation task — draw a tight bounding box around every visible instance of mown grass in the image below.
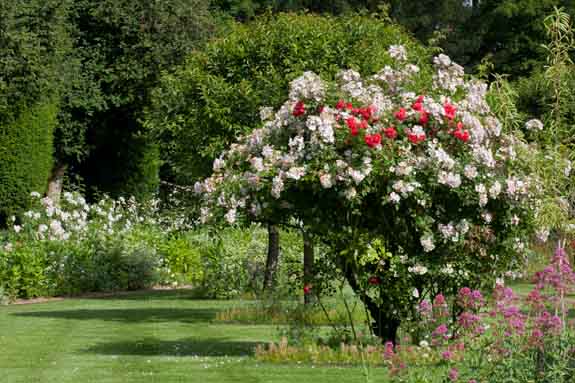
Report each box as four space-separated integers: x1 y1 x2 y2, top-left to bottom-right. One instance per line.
0 289 391 383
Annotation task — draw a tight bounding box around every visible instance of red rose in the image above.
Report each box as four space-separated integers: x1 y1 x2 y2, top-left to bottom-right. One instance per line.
303 284 312 295
384 126 398 139
453 122 470 142
359 105 376 121
444 102 456 120
365 133 382 148
336 99 345 110
346 117 359 136
292 101 306 116
395 108 407 121
455 130 469 142
408 132 426 144
419 111 429 125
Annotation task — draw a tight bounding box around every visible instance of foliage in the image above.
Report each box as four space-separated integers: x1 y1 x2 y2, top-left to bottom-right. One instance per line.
146 12 427 184
0 0 70 121
195 46 542 341
513 8 575 252
57 0 215 199
211 0 384 20
255 336 388 366
463 0 572 78
156 233 204 285
216 295 367 326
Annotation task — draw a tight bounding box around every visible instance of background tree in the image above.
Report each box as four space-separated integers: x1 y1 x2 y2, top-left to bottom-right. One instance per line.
53 0 215 200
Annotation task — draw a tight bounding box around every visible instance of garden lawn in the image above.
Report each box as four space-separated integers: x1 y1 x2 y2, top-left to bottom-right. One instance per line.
0 290 389 383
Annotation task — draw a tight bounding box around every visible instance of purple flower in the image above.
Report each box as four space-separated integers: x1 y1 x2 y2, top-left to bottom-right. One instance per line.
448 367 459 381
432 324 448 338
441 350 453 360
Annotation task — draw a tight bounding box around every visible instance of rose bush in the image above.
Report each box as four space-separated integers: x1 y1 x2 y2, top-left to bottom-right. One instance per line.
195 45 542 342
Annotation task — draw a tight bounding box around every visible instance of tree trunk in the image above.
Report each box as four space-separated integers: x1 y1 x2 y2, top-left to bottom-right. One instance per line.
46 163 67 205
344 264 400 344
303 231 314 305
262 224 280 293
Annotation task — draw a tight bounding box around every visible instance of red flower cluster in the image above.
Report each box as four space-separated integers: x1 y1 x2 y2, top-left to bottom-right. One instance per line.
394 108 407 121
412 95 424 111
364 133 382 148
346 117 360 136
292 101 306 116
384 126 398 139
444 102 456 120
303 284 312 295
407 131 426 144
336 99 353 111
452 121 470 142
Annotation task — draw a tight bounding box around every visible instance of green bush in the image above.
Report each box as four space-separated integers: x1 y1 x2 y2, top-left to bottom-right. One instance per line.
0 0 70 121
0 232 163 299
0 102 57 223
188 226 304 299
0 240 51 298
146 12 428 183
156 234 204 285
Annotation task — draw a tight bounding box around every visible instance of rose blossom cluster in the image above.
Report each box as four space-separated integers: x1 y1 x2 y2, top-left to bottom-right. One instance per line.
195 45 540 288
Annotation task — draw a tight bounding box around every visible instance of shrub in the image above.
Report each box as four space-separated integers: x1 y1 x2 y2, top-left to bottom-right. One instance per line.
156 234 204 285
60 0 216 200
188 226 303 299
0 0 70 119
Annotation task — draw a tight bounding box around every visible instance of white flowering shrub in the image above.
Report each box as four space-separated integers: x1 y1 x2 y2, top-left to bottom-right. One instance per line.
195 47 542 341
0 192 199 298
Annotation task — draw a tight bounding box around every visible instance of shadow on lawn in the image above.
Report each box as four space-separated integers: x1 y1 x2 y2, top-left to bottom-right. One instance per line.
12 308 219 323
84 288 214 301
85 337 261 357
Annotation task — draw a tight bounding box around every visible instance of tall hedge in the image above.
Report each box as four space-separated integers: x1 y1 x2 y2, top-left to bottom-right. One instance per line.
0 0 70 223
146 13 429 184
0 103 57 222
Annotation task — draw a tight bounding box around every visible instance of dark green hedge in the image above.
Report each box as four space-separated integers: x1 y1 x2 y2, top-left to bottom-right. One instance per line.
0 102 57 222
0 0 69 224
146 12 430 183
